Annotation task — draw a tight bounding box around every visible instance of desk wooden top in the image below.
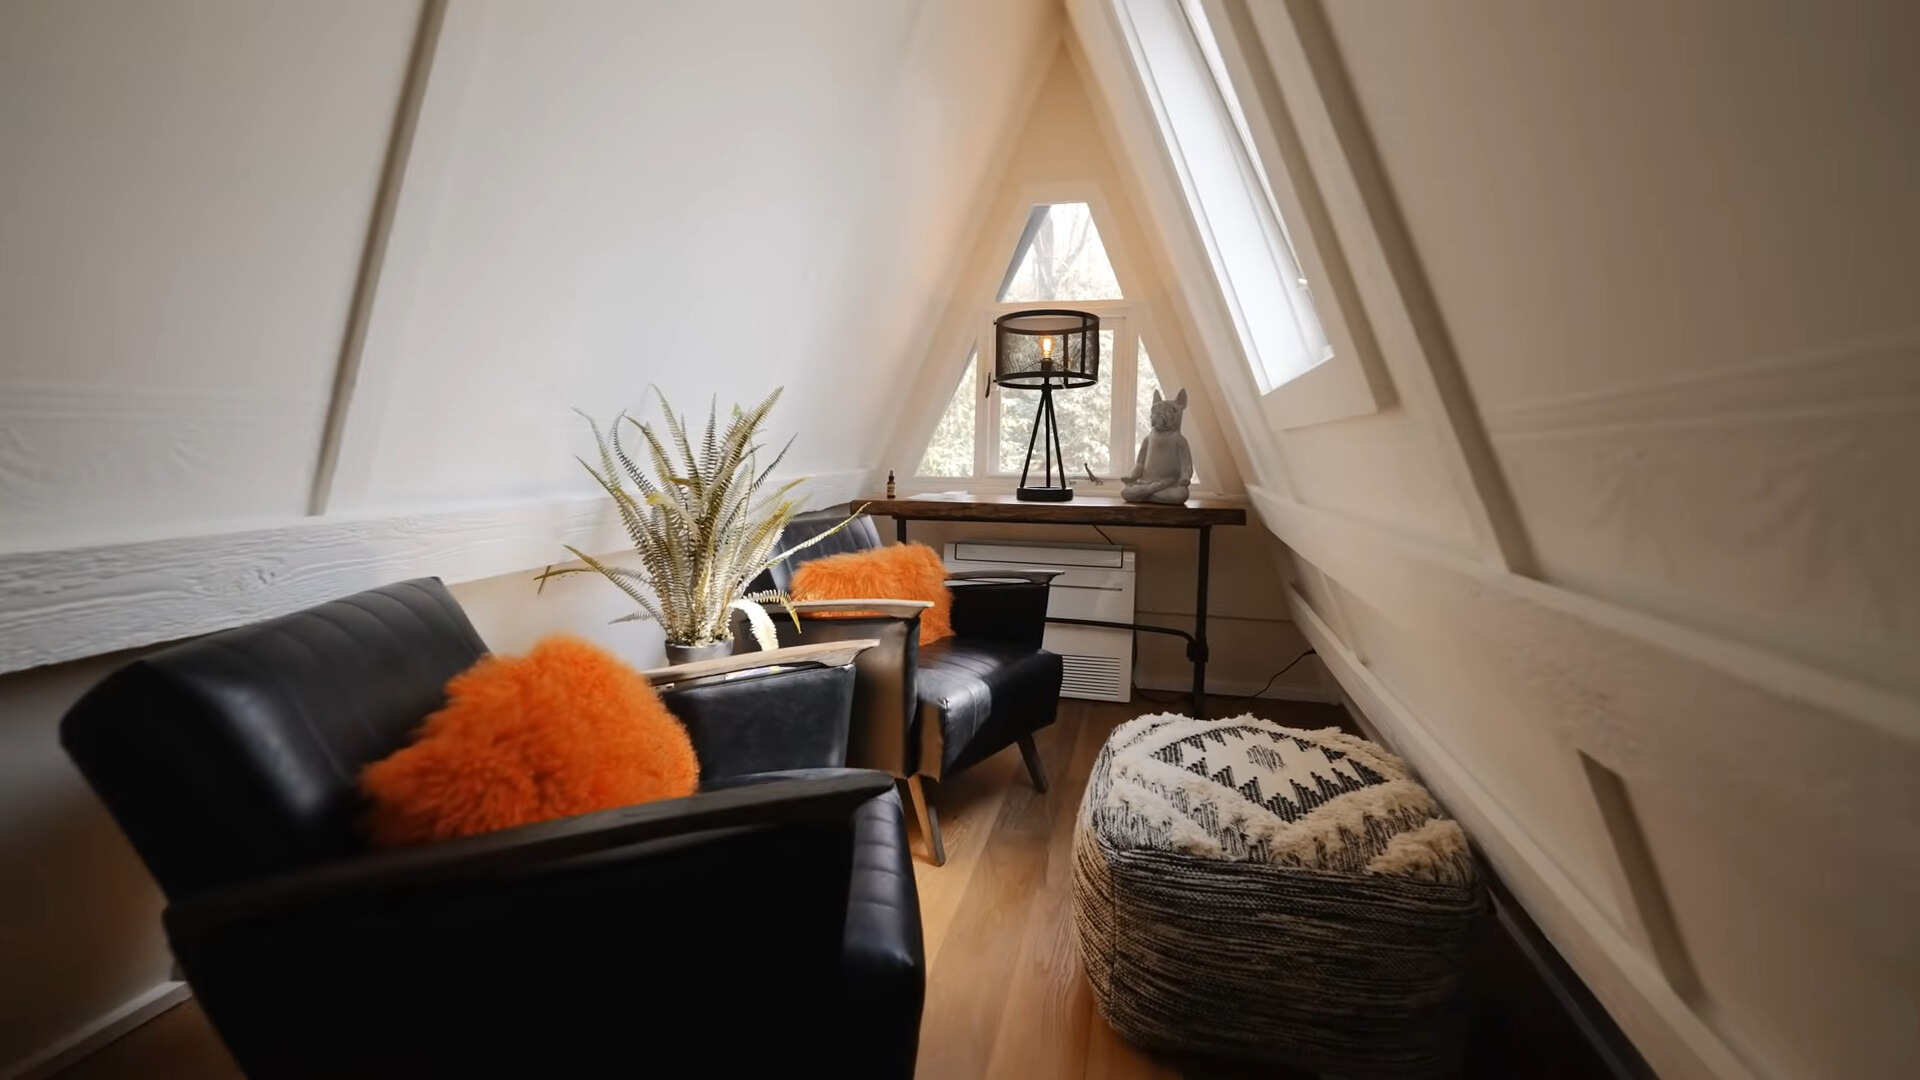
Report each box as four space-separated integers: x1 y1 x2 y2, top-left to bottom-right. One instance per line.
859 492 1247 528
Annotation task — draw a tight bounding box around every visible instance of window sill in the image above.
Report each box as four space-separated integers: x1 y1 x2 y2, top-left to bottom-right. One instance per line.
1258 348 1394 431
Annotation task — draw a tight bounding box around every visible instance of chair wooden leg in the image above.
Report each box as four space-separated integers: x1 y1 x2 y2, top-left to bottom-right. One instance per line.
902 776 946 866
1016 733 1049 793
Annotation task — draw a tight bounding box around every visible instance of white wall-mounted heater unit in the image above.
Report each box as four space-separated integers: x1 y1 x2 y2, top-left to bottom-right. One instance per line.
944 540 1136 702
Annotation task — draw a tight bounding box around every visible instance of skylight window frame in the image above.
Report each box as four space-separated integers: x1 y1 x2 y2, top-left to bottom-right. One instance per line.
1113 0 1392 430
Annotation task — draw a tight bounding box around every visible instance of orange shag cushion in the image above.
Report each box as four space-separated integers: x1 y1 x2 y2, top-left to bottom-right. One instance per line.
360 634 699 848
788 541 953 645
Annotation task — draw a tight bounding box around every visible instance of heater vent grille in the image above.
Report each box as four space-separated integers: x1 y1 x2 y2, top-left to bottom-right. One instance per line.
944 540 1135 703
1061 652 1128 701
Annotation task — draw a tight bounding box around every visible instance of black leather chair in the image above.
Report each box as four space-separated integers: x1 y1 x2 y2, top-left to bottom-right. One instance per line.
746 510 1064 865
60 579 925 1079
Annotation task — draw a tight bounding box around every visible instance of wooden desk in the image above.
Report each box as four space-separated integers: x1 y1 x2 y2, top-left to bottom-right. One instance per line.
862 493 1248 719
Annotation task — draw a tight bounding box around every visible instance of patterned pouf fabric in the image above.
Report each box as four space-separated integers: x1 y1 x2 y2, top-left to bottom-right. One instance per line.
1072 713 1486 1078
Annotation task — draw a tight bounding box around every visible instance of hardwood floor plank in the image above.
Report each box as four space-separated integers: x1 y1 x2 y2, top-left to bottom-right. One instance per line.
913 750 1018 970
913 795 1053 1080
979 708 1108 1080
1084 1014 1179 1080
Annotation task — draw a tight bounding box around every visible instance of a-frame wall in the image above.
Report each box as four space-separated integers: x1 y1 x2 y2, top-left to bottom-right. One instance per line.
882 43 1244 497
1063 4 1920 1080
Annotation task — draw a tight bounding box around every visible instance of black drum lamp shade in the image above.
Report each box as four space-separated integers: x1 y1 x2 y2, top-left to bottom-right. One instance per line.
995 309 1100 501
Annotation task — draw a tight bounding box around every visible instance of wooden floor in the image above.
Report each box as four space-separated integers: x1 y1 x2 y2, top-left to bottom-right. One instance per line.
61 695 1610 1079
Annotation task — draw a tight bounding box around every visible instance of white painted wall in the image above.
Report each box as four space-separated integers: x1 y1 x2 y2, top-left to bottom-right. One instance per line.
0 0 1057 1070
0 651 173 1078
351 0 1053 511
0 0 420 549
1069 1 1920 1078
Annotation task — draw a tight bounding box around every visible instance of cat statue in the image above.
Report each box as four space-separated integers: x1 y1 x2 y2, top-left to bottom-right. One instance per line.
1122 387 1193 504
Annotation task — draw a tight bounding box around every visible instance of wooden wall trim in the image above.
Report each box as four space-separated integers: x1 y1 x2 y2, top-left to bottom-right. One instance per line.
1259 483 1918 1080
1249 486 1915 741
1288 586 1755 1080
308 0 449 514
313 0 489 513
0 470 866 675
1248 0 1539 574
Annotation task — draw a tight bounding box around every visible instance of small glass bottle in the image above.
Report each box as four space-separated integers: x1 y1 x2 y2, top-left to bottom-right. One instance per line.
886 470 896 498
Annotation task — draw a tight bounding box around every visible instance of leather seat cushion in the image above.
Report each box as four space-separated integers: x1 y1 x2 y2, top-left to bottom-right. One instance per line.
915 639 1063 776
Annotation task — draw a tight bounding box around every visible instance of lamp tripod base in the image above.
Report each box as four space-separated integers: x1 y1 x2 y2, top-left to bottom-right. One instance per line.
1015 382 1076 502
1016 485 1074 502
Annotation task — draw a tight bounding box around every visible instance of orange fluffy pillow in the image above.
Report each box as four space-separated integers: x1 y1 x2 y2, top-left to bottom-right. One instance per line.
788 541 953 645
360 634 699 848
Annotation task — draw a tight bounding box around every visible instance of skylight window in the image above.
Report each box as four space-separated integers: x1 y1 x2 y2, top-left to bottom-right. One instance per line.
997 202 1124 302
1118 0 1331 393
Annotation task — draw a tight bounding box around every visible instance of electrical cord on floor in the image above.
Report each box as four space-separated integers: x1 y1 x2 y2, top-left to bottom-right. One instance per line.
1131 648 1318 705
1219 648 1318 701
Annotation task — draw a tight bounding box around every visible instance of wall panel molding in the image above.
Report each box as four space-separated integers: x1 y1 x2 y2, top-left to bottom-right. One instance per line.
1288 588 1754 1080
308 0 450 514
1243 0 1537 574
1482 334 1920 696
315 0 489 513
1255 485 1919 1080
1249 486 1917 744
0 469 866 675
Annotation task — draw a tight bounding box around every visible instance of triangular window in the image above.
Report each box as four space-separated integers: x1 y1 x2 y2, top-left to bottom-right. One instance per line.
916 350 977 477
997 202 1123 302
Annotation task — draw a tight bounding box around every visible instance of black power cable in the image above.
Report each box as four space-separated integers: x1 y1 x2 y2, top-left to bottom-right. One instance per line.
1131 648 1317 705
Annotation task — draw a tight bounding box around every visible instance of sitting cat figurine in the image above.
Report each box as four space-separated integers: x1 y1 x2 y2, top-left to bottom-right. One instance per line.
1122 387 1192 504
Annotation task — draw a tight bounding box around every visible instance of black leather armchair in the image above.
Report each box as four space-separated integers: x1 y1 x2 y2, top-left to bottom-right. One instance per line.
60 579 925 1079
745 510 1064 865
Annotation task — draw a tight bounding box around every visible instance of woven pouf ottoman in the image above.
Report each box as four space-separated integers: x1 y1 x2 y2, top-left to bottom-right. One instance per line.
1073 713 1486 1078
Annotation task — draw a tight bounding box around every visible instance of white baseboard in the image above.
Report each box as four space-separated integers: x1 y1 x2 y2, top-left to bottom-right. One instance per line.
6 981 189 1080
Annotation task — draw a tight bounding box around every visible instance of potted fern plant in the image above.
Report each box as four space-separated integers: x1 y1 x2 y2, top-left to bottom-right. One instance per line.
542 387 852 664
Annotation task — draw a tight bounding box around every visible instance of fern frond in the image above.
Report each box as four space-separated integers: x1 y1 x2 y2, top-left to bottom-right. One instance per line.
553 389 826 646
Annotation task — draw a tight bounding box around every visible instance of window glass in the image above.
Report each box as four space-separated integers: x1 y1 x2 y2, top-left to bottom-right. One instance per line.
1120 0 1330 391
915 350 977 477
998 328 1116 476
997 203 1124 302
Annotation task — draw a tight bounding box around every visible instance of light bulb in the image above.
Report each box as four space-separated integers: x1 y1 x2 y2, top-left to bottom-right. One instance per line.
1040 336 1054 360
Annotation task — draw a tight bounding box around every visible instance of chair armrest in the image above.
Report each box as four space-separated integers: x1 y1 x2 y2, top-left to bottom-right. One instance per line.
949 576 1053 648
167 768 894 939
639 639 879 686
791 598 932 620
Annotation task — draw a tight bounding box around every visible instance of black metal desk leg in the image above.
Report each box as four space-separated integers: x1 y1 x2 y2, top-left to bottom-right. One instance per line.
1192 524 1211 719
896 517 908 543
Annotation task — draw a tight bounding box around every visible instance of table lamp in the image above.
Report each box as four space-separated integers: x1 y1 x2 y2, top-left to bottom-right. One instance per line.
994 309 1100 502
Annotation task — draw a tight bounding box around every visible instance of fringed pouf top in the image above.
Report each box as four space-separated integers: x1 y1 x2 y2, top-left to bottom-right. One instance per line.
1083 712 1477 884
1073 714 1486 1078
